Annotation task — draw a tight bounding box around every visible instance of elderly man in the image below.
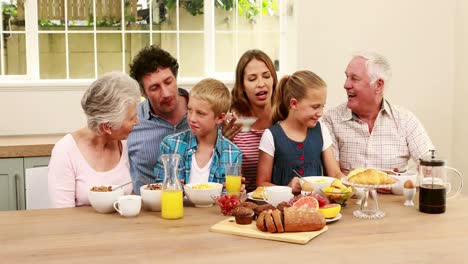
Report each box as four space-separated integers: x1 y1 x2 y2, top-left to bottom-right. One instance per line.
323 50 434 174
128 46 189 194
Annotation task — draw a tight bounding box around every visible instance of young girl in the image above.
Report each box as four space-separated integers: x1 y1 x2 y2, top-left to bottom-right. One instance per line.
256 70 343 193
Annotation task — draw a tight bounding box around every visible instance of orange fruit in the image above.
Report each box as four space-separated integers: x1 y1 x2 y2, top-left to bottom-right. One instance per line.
292 196 319 210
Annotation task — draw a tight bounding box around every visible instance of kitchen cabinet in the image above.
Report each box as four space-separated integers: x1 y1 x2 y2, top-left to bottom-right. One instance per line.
0 156 50 211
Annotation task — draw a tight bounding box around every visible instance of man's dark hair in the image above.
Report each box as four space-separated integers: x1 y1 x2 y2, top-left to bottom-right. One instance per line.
129 45 179 92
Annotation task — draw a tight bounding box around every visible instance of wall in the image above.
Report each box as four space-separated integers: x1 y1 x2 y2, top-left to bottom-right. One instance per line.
454 0 468 194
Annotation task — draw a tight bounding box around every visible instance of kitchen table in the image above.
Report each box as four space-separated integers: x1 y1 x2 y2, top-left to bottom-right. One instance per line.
1 194 467 263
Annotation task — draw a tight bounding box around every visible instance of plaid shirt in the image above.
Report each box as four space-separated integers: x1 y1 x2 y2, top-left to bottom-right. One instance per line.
154 128 242 183
323 100 433 173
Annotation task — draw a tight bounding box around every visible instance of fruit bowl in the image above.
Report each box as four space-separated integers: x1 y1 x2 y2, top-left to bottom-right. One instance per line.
212 193 247 215
320 187 353 206
300 176 335 193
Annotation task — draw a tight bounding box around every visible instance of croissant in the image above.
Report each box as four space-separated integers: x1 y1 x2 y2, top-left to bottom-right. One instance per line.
348 169 396 185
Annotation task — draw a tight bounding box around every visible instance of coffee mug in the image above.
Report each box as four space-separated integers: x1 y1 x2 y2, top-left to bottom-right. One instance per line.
262 186 293 207
113 195 142 217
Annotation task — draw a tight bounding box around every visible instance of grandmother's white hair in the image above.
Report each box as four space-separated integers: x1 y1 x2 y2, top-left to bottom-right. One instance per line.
81 71 141 135
353 50 392 88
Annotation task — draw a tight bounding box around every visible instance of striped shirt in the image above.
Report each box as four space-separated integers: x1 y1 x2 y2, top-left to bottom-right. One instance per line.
323 100 434 173
128 98 189 194
154 128 242 184
232 129 265 192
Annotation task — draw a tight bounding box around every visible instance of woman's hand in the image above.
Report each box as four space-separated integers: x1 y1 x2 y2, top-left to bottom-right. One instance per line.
222 113 242 141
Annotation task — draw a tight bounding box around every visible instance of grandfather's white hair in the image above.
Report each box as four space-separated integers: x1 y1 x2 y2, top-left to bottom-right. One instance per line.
353 50 392 88
81 71 141 135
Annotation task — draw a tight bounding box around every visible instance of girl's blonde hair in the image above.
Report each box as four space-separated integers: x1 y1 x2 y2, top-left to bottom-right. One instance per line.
271 70 326 124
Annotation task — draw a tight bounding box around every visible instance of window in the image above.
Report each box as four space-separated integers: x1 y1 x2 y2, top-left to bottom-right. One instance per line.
0 0 290 81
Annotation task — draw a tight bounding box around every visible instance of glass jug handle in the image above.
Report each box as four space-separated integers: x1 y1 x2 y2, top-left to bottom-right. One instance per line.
446 166 463 199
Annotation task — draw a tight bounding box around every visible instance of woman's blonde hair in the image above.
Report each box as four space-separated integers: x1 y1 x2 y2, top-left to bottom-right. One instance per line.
271 70 326 124
190 78 230 116
231 49 278 116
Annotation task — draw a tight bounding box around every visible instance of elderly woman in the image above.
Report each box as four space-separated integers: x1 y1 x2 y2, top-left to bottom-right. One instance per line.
223 49 278 192
48 72 140 208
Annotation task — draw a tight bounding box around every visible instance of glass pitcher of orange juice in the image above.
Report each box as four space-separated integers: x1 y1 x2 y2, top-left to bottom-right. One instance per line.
161 154 184 219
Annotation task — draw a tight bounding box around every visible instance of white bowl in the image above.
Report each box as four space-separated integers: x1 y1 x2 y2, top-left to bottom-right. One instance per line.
234 117 258 132
88 186 125 213
300 176 335 193
183 182 223 207
140 184 162 212
391 172 418 195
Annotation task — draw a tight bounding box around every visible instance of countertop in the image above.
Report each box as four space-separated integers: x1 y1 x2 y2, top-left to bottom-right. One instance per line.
0 194 466 263
0 134 63 158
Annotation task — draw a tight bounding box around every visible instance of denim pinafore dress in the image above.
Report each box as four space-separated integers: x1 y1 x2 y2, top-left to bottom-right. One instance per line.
270 122 323 186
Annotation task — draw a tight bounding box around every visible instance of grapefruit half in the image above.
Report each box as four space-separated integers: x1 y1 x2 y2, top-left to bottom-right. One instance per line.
292 196 319 210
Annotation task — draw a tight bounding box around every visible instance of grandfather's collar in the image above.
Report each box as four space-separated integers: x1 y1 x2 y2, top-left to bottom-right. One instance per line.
342 98 393 122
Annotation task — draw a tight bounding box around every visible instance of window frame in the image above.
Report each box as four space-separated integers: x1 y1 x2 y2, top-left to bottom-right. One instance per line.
0 0 289 86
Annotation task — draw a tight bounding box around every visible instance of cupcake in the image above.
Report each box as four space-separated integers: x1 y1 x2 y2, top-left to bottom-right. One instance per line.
233 206 255 225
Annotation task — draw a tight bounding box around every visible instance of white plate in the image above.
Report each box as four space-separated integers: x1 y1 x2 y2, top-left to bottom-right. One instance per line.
326 213 342 223
247 191 265 202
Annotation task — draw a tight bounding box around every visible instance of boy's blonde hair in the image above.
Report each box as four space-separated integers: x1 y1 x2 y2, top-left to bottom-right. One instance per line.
190 78 231 116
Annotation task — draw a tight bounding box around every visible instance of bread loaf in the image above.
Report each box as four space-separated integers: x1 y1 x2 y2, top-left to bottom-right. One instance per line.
283 206 326 232
255 205 325 233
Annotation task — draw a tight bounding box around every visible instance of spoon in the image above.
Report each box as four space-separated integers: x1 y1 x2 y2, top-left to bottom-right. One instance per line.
292 169 305 184
113 181 133 191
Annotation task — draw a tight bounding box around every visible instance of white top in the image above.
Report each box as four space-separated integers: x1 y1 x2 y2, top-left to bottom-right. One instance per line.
259 121 333 157
188 153 214 184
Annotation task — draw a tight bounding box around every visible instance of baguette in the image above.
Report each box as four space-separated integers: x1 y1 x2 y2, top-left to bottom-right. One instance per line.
256 211 267 232
271 209 285 233
264 210 277 233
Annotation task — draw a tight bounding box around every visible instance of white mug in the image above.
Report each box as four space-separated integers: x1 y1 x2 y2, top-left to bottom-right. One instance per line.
262 186 293 207
113 195 142 217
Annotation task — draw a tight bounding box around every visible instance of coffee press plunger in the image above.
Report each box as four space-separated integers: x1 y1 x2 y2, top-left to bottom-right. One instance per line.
418 150 463 214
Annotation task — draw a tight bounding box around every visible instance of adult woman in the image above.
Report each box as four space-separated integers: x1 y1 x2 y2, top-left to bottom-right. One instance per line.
48 72 140 208
224 49 278 192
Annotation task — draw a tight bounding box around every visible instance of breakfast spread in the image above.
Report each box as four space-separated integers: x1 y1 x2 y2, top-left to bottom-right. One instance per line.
348 169 396 185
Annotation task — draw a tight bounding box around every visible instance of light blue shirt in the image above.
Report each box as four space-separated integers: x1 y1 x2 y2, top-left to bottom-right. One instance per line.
128 98 188 194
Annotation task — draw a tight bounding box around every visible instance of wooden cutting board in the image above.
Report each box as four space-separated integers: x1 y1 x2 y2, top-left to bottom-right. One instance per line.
210 217 328 244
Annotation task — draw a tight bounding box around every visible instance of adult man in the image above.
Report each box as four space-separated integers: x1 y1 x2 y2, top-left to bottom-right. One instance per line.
128 45 189 194
323 50 433 174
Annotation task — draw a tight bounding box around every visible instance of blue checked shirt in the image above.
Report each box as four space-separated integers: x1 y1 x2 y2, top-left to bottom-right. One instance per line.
128 97 189 194
154 128 242 184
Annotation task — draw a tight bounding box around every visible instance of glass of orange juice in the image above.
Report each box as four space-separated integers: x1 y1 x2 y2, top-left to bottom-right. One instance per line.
225 164 242 196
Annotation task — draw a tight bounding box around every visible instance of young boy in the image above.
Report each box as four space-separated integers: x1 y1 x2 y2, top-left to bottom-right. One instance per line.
154 79 242 184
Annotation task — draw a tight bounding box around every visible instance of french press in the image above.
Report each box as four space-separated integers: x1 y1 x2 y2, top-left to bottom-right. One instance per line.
418 150 463 214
